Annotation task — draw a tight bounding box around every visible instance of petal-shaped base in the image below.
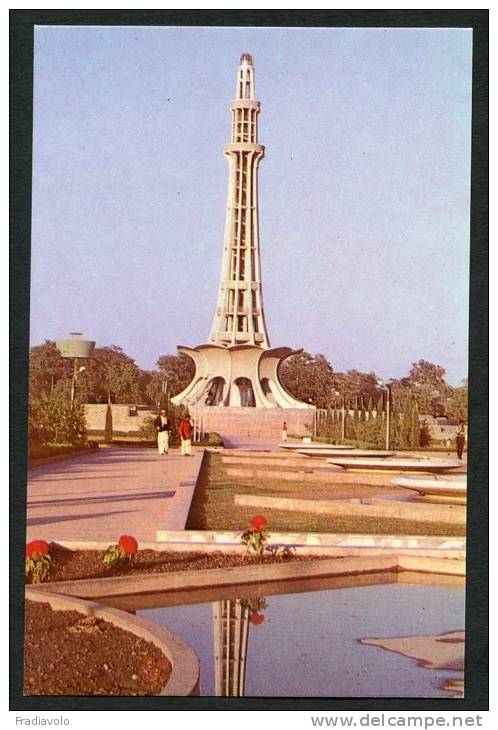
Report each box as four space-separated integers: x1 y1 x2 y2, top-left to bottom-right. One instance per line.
171 343 313 409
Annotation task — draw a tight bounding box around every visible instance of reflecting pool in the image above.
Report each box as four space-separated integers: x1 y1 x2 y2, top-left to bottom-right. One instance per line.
139 582 464 697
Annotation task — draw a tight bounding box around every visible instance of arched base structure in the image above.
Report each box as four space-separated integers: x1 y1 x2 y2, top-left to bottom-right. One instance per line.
171 344 313 410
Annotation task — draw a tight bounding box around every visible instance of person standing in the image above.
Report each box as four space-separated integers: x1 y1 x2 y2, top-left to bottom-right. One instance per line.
155 409 171 455
282 421 288 442
179 413 193 456
456 420 466 460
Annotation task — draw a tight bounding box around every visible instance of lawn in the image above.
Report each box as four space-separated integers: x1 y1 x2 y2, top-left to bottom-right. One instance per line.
185 452 466 537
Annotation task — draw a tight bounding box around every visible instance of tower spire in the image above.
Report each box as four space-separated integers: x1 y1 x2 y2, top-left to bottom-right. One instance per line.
236 53 255 100
209 53 270 348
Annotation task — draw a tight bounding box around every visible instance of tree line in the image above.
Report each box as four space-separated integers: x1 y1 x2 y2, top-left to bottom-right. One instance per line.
28 340 467 449
314 398 432 449
278 352 467 421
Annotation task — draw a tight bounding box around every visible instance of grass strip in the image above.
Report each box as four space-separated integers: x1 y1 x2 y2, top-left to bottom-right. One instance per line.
186 452 465 537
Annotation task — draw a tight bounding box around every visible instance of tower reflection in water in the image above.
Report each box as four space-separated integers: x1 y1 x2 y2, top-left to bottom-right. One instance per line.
212 597 267 696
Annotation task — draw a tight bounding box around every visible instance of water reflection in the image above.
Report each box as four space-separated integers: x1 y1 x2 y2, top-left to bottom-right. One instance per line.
138 581 465 698
213 597 267 696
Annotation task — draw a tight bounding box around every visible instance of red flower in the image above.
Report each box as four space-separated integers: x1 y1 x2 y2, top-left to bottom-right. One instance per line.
118 535 138 554
26 540 50 559
250 515 267 531
249 611 265 625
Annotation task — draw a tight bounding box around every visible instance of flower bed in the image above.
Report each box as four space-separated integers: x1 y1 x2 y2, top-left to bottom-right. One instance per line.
28 544 324 584
24 599 171 695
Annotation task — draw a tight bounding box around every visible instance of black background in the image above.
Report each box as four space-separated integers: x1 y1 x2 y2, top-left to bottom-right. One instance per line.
10 8 488 712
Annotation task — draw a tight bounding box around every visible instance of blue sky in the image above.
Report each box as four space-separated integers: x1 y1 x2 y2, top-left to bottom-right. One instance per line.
30 25 472 384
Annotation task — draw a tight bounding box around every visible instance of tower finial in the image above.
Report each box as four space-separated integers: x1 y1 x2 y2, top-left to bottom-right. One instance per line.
236 52 255 100
240 52 253 65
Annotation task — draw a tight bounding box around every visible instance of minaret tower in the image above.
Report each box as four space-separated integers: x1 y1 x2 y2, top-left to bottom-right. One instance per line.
172 55 313 412
209 53 270 348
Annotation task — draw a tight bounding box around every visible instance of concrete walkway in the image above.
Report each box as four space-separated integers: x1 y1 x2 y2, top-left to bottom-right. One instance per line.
26 446 204 543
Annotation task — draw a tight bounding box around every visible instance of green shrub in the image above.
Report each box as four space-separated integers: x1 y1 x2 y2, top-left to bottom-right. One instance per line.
419 420 432 447
206 432 224 447
29 386 87 448
28 441 97 460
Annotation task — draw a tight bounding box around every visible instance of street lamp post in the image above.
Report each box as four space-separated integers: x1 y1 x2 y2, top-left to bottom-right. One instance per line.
70 362 87 406
56 332 95 407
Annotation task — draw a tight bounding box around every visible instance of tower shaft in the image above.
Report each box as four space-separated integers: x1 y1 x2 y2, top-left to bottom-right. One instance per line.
209 54 270 348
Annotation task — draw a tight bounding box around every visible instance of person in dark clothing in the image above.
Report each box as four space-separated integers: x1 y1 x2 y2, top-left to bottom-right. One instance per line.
456 420 466 459
155 409 171 455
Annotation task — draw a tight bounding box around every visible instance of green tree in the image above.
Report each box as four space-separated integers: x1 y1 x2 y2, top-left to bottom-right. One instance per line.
158 390 169 412
343 410 351 439
279 352 336 407
373 407 385 448
411 401 421 447
389 404 403 449
29 340 70 398
155 354 196 398
405 359 449 390
332 370 381 404
77 346 142 403
333 409 341 441
397 359 452 416
420 419 432 447
353 406 360 439
401 398 413 447
445 382 468 421
105 403 113 443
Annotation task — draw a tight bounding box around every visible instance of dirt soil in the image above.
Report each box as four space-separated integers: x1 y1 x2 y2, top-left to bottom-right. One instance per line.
24 600 171 696
33 546 324 584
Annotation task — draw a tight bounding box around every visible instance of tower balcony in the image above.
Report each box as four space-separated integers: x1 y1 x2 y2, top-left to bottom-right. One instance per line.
215 331 265 344
224 143 265 155
230 100 260 111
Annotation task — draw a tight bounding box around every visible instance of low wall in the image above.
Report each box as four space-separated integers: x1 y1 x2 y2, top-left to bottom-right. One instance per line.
153 530 465 555
84 404 155 434
47 536 465 561
160 450 207 530
233 493 466 525
29 553 465 613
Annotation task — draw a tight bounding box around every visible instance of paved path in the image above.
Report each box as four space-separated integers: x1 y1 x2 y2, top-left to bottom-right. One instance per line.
26 447 204 543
